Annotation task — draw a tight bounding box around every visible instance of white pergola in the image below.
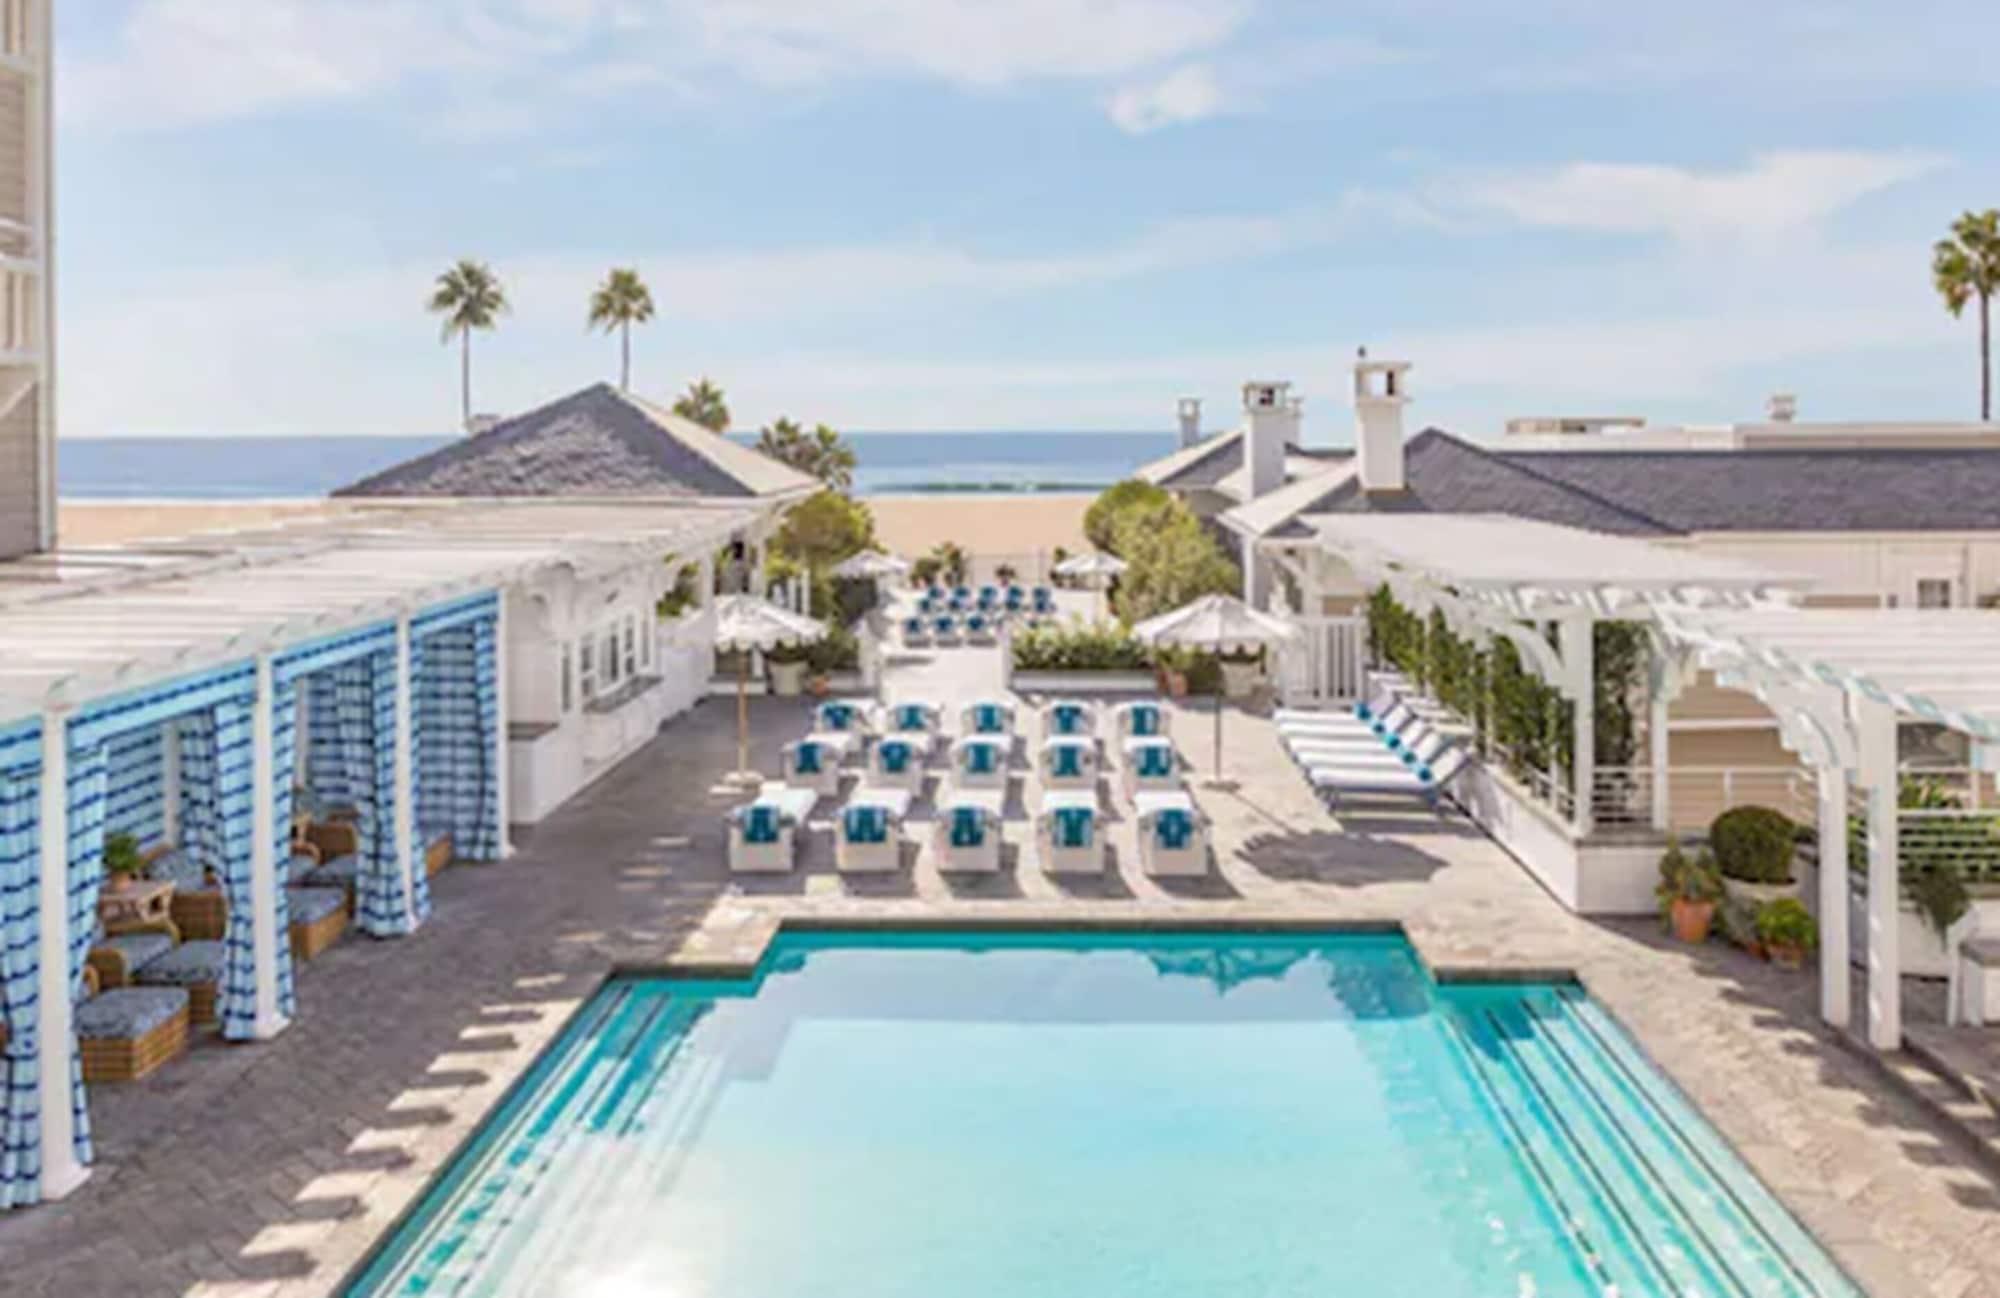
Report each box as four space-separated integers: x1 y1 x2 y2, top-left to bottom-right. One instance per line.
1659 607 2000 1048
1296 514 1813 834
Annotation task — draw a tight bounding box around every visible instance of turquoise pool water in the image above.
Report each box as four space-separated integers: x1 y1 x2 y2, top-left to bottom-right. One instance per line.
347 931 1861 1298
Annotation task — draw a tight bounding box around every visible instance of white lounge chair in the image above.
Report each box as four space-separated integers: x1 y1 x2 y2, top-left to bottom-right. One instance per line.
868 736 928 794
1040 698 1100 744
881 700 943 755
1037 737 1099 790
780 736 844 797
727 783 819 873
964 612 999 645
1277 698 1419 745
1038 790 1105 874
836 787 913 873
1135 790 1209 877
814 699 872 739
901 615 931 648
930 615 962 646
1290 726 1450 774
1305 746 1471 811
1119 737 1181 802
1112 700 1171 745
936 789 1004 872
960 698 1016 740
950 736 1008 790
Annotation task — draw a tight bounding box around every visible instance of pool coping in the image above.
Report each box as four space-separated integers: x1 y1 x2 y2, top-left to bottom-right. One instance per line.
335 915 1867 1298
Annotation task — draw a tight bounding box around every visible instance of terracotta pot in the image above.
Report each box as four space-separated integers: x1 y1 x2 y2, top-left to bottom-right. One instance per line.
1670 897 1716 944
1768 942 1807 970
107 872 136 893
809 675 832 697
1162 670 1189 698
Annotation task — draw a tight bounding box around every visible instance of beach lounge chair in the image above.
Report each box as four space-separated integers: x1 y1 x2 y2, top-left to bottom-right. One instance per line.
1112 700 1170 744
78 983 191 1083
782 736 844 797
978 585 1000 610
1037 737 1100 790
728 783 820 873
288 884 350 960
935 789 1004 873
950 736 1008 790
932 615 961 646
1135 790 1209 877
1304 745 1471 811
836 787 914 873
902 616 931 648
87 923 176 990
1038 790 1106 874
1120 737 1182 802
1004 585 1026 612
1041 698 1099 743
965 612 997 645
1031 586 1056 615
868 736 928 794
1289 725 1450 774
961 698 1015 739
882 701 943 757
814 699 871 737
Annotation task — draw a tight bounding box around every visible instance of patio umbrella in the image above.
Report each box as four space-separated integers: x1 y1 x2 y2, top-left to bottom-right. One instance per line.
833 550 911 582
1131 593 1300 778
713 594 827 782
1053 551 1127 619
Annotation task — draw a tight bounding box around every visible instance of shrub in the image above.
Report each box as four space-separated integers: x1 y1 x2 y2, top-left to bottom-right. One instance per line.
1753 898 1817 951
1910 865 1971 939
1013 623 1150 672
807 624 859 674
1083 479 1171 555
105 831 144 879
1655 839 1723 913
1709 805 1799 884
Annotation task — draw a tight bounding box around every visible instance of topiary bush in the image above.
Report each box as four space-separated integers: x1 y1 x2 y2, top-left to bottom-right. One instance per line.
1012 624 1151 672
1709 805 1799 884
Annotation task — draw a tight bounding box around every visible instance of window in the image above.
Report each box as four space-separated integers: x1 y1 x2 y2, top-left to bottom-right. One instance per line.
1916 578 1953 609
602 630 621 687
579 639 597 702
560 642 574 712
623 618 638 675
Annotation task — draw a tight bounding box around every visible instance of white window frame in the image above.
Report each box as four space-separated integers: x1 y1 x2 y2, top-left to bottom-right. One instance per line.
560 641 574 712
579 637 597 702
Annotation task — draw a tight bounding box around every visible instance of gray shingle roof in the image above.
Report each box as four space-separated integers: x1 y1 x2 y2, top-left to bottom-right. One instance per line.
334 383 818 501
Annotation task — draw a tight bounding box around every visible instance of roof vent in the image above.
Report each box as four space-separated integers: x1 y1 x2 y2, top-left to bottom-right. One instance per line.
1766 393 1797 423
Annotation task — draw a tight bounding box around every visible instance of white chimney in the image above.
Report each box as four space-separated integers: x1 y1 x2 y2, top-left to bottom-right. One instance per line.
1241 380 1291 500
1176 396 1202 448
1353 350 1411 493
1766 392 1797 423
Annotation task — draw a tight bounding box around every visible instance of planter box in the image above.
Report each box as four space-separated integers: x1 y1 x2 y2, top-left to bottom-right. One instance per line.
769 660 807 696
1011 670 1157 694
1220 660 1262 699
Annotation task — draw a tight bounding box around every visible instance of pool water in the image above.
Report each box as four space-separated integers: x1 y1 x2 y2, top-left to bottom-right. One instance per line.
348 932 1861 1298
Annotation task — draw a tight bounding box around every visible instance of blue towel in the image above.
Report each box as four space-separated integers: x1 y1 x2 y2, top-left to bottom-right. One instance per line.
880 740 912 774
735 804 783 844
792 742 823 775
1052 806 1094 849
1154 808 1195 850
905 618 923 635
972 703 1006 733
1005 587 1025 608
1033 588 1054 611
1137 744 1175 778
1050 744 1084 778
894 704 929 730
968 615 988 633
1129 706 1162 736
949 806 987 847
819 702 856 731
843 804 890 844
934 616 956 634
963 742 999 775
1051 704 1087 734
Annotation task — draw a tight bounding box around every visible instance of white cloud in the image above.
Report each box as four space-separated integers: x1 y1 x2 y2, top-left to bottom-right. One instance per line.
1107 64 1226 133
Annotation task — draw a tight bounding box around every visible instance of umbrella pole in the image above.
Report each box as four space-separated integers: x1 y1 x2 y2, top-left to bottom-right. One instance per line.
737 649 750 779
1213 687 1223 775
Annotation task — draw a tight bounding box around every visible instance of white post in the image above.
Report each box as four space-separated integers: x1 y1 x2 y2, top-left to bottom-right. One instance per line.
1561 618 1594 837
1857 699 1900 1049
1817 768 1852 1029
35 711 88 1199
1647 690 1671 833
248 655 288 1039
160 719 181 844
493 598 512 859
393 614 418 929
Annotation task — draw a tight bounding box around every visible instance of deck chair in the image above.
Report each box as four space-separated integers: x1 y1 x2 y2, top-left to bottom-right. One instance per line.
782 736 844 797
728 783 819 873
1038 791 1106 874
950 736 1008 790
1112 700 1170 744
1306 746 1471 811
1041 698 1100 743
961 698 1016 740
868 736 928 794
936 790 1004 872
965 613 998 645
1119 738 1182 802
1037 737 1100 790
836 788 913 873
902 616 931 648
931 615 961 646
1136 790 1209 877
881 701 943 759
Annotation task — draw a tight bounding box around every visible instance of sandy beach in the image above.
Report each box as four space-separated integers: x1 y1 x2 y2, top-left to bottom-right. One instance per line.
57 492 1094 558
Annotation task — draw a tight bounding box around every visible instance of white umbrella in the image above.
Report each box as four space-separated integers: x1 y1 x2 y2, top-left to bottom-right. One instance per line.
1131 594 1300 778
1054 552 1127 619
713 595 827 781
833 550 911 581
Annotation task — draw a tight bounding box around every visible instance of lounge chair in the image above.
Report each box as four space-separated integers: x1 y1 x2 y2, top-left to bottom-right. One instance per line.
1031 586 1056 615
1004 585 1026 612
932 615 961 646
87 924 176 990
977 585 1001 610
1041 698 1099 743
814 699 871 737
782 736 845 797
1037 737 1099 790
960 698 1016 740
1135 790 1209 877
133 939 226 1028
964 613 998 645
78 983 190 1083
935 790 1004 873
836 788 914 873
1037 790 1105 874
902 616 931 648
1304 746 1471 811
868 736 928 794
950 736 1008 790
728 783 820 873
1112 700 1170 744
1119 737 1181 802
145 844 226 942
281 848 349 959
1289 726 1451 774
881 701 943 759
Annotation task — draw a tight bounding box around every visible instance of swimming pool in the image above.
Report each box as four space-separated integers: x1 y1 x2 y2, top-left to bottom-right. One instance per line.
346 930 1861 1298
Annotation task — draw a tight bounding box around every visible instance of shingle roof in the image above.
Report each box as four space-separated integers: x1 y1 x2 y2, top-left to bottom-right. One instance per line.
1136 430 1243 490
334 383 818 501
1231 429 2000 539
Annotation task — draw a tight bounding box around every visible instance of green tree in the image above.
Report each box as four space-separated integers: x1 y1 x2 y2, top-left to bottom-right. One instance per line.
1933 209 2000 421
1083 478 1171 555
756 417 857 491
587 267 655 392
1110 497 1239 624
428 259 508 430
772 490 876 615
673 377 731 432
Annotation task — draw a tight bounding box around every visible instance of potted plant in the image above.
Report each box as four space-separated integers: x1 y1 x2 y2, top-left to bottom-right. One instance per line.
1709 805 1801 911
103 831 145 893
1217 646 1264 699
1154 647 1190 697
765 643 810 696
1656 838 1724 944
1753 898 1818 969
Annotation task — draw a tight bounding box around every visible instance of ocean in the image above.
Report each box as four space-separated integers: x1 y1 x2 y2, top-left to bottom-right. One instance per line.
55 431 1178 499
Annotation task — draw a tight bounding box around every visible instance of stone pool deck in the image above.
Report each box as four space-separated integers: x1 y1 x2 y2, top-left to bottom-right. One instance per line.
4 642 2000 1297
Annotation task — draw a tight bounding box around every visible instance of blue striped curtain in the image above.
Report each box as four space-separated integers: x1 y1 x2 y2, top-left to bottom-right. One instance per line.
356 650 419 935
177 710 222 877
0 762 41 1209
270 682 298 1021
102 727 166 849
183 702 261 1041
63 741 106 1170
406 638 431 927
415 620 501 862
304 670 357 810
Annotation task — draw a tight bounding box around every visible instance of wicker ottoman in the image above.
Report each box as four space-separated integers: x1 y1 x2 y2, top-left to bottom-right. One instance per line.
304 852 360 917
134 940 225 1027
78 987 190 1083
288 886 349 960
87 931 176 990
424 831 455 877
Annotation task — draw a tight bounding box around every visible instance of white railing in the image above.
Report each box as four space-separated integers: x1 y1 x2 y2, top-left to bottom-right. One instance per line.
1282 616 1367 706
0 262 36 355
1591 765 1817 833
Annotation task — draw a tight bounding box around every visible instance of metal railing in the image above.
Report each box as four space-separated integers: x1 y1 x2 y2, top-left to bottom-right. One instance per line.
1591 765 1817 833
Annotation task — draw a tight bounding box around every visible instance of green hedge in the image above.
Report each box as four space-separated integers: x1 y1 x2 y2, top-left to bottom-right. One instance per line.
1012 623 1151 672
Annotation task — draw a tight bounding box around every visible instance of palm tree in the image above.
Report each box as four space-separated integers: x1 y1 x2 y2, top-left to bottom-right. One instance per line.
427 259 508 431
587 267 655 391
1933 209 2000 421
755 417 857 491
673 377 730 432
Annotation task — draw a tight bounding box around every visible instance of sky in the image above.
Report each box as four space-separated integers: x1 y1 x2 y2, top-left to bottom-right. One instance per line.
52 0 2000 442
